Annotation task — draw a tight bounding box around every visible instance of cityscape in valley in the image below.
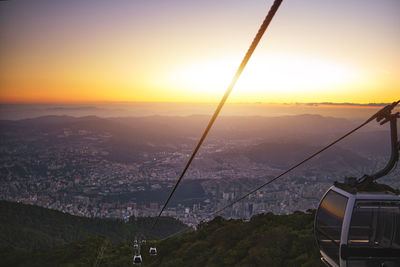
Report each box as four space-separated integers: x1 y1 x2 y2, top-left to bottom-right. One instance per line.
2 112 399 228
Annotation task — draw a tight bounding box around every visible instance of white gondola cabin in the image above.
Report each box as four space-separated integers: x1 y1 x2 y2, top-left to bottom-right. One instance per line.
133 255 142 265
149 247 157 256
315 184 400 267
315 101 400 266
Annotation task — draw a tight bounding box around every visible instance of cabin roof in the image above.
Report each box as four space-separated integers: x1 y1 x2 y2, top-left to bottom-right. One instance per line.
334 179 400 195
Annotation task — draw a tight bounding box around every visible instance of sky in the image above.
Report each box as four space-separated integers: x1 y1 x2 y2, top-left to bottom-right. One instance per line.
0 0 399 104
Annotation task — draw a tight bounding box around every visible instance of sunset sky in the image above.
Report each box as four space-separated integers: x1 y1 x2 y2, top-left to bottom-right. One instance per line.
0 0 399 104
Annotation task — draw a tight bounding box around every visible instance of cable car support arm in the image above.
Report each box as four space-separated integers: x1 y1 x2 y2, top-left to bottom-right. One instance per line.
363 100 400 181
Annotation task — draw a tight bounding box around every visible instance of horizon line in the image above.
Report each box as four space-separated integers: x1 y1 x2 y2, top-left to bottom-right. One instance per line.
0 101 394 107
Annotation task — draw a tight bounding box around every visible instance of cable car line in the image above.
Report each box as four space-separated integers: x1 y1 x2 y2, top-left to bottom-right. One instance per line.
125 0 399 264
315 103 400 266
93 238 109 267
208 101 400 217
155 101 400 242
150 0 284 232
160 227 194 241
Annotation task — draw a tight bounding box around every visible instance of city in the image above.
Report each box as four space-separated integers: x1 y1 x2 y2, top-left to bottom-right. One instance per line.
1 115 398 228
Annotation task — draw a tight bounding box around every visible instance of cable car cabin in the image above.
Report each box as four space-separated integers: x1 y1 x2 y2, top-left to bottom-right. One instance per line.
315 184 400 267
133 255 142 265
149 247 157 256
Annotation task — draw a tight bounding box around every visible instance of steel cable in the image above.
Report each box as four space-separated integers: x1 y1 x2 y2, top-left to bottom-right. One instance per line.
150 0 284 232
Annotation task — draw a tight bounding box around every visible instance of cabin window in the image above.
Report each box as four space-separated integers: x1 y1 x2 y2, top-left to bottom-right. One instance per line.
348 201 400 248
316 190 348 265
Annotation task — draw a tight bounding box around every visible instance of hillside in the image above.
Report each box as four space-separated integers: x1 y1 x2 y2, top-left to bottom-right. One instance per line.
210 142 372 173
1 203 324 267
144 211 323 267
0 200 188 250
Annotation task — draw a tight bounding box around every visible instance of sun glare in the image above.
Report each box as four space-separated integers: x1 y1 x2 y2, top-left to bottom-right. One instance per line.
167 59 237 96
166 54 362 102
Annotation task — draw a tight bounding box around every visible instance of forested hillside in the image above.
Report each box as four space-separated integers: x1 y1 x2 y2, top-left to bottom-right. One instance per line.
1 201 323 267
145 211 323 267
0 200 187 250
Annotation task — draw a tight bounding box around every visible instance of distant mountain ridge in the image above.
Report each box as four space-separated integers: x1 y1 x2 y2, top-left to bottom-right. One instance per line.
0 114 391 166
0 113 387 145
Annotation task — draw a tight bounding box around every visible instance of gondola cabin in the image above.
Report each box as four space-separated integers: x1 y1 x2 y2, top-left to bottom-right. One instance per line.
133 255 142 265
149 247 157 256
315 184 400 267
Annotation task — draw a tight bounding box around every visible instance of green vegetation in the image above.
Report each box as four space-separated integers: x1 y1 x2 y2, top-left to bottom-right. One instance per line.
144 211 323 267
1 237 110 267
0 200 188 250
1 201 323 266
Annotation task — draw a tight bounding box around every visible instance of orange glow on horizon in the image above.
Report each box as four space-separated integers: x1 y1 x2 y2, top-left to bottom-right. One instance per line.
0 1 399 105
2 53 397 104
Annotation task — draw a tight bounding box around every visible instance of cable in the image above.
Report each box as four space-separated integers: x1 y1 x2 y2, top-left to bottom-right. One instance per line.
208 101 399 218
160 227 194 241
158 101 400 241
93 238 108 267
150 0 284 232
